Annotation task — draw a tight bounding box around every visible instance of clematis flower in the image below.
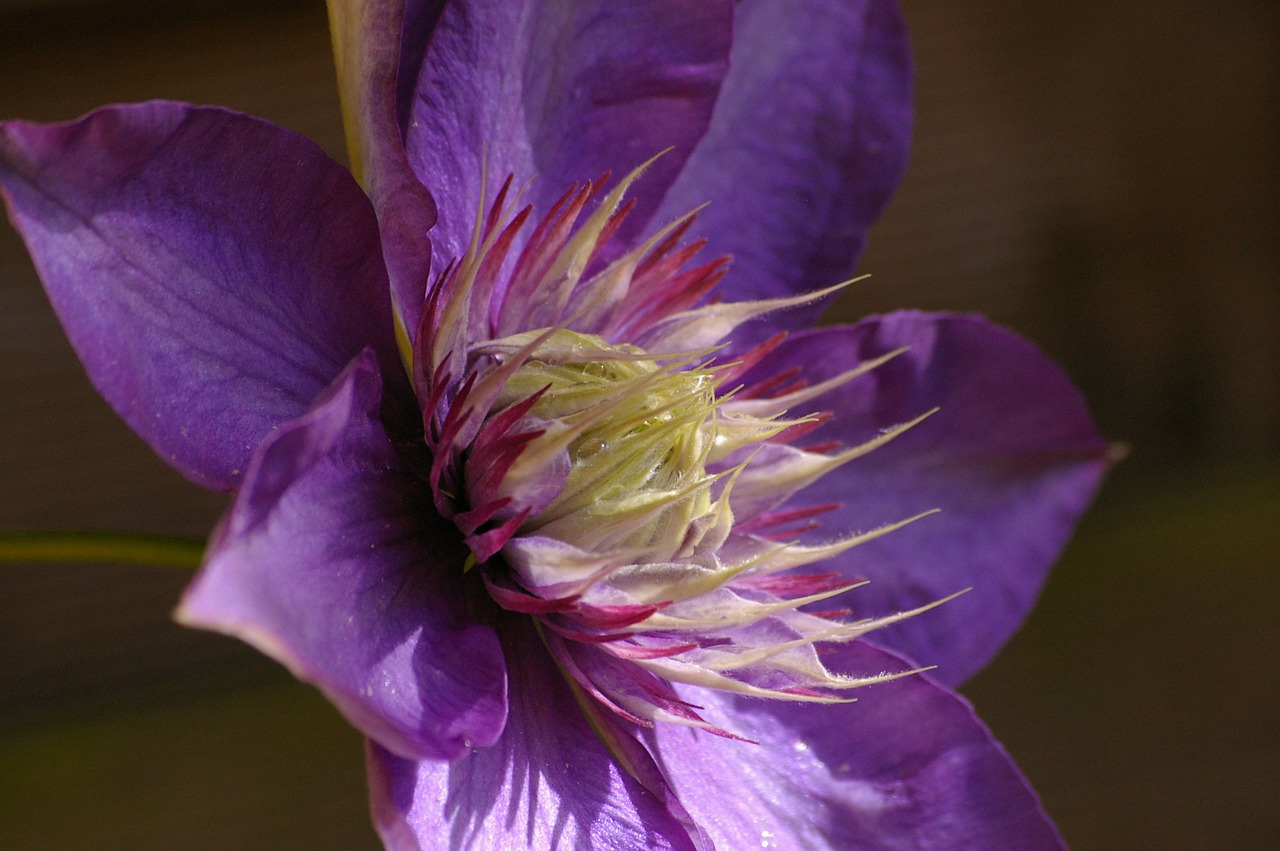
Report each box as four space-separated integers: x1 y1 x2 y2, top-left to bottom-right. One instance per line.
0 1 1110 848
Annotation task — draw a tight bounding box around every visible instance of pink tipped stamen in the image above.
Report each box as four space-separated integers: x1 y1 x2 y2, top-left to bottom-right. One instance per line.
411 163 947 736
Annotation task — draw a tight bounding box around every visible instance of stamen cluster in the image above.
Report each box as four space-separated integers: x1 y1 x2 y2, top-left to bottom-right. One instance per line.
409 162 943 736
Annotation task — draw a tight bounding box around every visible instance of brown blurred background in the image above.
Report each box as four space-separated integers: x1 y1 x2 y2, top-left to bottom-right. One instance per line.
0 1 1276 848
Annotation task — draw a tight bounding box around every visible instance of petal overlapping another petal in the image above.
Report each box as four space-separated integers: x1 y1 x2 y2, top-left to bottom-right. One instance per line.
742 314 1110 684
0 102 408 490
367 615 707 851
652 0 913 339
401 0 733 267
328 0 440 358
178 352 507 761
648 640 1066 850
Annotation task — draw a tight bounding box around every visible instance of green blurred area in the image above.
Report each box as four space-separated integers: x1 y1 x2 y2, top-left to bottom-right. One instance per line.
0 682 377 850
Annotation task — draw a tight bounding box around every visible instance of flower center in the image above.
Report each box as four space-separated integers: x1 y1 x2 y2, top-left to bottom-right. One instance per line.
414 163 945 737
477 328 719 562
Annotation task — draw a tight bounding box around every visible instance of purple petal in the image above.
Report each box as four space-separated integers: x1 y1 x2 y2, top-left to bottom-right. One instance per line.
177 351 507 761
395 1 447 132
402 0 732 267
329 0 440 349
749 313 1110 684
0 102 407 490
653 0 913 339
367 616 706 850
649 640 1066 850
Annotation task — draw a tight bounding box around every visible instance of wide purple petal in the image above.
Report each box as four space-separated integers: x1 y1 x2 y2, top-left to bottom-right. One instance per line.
751 313 1110 684
367 615 705 851
0 102 407 490
177 351 507 761
328 0 440 352
649 640 1065 850
652 0 913 339
402 0 732 267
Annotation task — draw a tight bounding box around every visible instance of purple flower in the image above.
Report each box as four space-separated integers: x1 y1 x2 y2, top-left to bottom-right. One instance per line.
0 1 1109 848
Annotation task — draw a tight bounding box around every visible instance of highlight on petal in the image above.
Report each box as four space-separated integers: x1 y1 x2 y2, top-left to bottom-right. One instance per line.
648 640 1066 850
177 351 507 761
740 313 1111 684
0 102 406 490
652 0 913 339
402 0 733 267
367 615 707 851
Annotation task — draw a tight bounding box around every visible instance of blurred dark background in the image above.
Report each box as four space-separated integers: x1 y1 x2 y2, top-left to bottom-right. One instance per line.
0 1 1275 848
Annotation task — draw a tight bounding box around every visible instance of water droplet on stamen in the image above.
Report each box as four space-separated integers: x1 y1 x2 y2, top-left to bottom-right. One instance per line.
574 438 608 461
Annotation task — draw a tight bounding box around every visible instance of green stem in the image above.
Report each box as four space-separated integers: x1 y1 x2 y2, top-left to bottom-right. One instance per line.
0 530 205 568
